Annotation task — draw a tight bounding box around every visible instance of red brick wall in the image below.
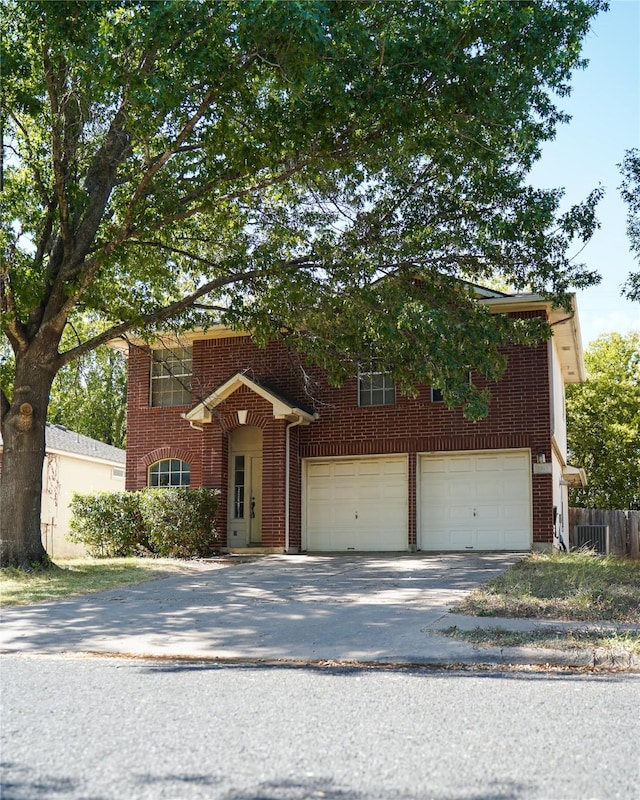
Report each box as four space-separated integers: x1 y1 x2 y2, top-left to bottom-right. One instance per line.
125 346 203 491
126 314 554 547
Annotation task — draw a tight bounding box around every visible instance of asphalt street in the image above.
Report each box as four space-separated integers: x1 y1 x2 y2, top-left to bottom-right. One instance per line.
2 655 639 800
3 553 640 799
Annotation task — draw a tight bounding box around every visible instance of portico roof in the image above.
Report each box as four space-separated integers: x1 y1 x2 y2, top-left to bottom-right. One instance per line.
183 372 318 425
562 464 588 488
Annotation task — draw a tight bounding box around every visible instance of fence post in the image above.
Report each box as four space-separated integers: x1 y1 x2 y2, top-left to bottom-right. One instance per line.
630 512 640 560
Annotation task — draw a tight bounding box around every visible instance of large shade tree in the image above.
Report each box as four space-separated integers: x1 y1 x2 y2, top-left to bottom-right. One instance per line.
1 315 127 449
566 332 640 510
1 0 606 567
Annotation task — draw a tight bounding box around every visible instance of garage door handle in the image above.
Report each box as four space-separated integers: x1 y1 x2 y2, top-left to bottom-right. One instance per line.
473 508 477 517
355 511 358 519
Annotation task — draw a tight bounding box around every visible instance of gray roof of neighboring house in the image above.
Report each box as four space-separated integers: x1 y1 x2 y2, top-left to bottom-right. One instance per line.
0 424 126 464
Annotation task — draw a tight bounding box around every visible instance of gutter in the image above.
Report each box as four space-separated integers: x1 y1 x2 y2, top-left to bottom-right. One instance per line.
285 417 305 554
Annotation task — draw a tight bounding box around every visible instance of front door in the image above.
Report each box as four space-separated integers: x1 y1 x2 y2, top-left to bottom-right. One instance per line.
248 455 262 544
228 426 263 547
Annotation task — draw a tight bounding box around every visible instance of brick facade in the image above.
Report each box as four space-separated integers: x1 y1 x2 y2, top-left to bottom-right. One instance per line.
126 313 556 551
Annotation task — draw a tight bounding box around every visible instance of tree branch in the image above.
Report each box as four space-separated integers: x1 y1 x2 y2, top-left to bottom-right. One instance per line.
0 268 29 351
120 70 254 234
8 110 55 212
41 44 73 253
56 267 265 366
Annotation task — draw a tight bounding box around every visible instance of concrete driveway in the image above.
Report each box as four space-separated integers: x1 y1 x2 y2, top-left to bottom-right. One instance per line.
0 553 521 664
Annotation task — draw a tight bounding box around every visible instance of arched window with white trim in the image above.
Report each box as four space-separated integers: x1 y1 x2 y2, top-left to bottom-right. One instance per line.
148 459 191 488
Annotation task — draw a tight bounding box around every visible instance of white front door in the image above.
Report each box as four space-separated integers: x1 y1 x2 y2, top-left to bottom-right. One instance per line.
248 455 262 545
229 427 263 547
419 450 532 551
305 456 408 551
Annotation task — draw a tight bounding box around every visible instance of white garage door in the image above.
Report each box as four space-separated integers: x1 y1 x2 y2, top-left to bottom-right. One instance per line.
305 456 408 551
420 451 531 551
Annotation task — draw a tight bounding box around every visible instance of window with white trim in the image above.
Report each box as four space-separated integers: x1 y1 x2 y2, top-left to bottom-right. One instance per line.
148 459 191 488
150 346 192 407
358 362 395 407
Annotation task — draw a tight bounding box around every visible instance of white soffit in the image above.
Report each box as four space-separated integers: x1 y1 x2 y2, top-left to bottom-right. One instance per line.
480 293 585 383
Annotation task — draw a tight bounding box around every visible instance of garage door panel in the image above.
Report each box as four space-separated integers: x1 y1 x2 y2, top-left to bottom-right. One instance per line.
306 457 408 551
420 451 531 551
448 457 473 473
383 461 408 477
357 461 382 477
334 485 354 502
333 463 358 479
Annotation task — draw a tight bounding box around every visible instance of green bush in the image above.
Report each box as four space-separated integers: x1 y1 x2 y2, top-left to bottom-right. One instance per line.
68 491 146 557
140 488 220 558
68 488 219 558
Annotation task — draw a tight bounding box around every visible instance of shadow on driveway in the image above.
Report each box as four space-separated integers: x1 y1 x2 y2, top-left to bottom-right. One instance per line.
0 553 520 661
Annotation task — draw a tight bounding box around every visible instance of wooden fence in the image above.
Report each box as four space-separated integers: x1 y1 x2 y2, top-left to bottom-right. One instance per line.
569 507 640 559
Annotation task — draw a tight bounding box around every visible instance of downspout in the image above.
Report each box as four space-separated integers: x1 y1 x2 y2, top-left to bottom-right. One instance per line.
285 418 305 554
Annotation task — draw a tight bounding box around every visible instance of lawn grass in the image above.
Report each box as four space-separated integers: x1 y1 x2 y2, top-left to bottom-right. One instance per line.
441 625 640 656
452 551 640 624
0 558 207 607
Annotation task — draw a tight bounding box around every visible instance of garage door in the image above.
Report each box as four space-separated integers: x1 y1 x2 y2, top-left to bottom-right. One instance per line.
305 456 408 551
420 451 531 551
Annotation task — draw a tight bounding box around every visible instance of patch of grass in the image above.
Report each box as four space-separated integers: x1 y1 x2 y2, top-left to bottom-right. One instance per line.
453 551 640 623
441 625 640 656
0 558 207 607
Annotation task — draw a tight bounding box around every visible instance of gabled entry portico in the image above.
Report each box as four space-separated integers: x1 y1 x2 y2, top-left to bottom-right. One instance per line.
183 372 317 552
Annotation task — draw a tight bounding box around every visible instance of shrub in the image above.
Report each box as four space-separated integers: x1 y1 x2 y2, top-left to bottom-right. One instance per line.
68 488 219 558
68 491 146 557
140 488 219 558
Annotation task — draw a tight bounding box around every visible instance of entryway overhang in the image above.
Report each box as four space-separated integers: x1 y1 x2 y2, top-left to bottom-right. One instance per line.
182 372 318 426
562 464 588 488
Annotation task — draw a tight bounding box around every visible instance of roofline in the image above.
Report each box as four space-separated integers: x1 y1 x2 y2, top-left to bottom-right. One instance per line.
108 326 248 354
184 372 318 425
111 293 585 384
480 293 585 383
0 443 125 466
44 448 126 467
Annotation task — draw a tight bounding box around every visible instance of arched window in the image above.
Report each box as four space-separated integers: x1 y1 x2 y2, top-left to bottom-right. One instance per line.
148 459 191 488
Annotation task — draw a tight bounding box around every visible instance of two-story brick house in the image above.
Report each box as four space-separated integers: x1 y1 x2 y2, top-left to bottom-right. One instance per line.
123 289 586 553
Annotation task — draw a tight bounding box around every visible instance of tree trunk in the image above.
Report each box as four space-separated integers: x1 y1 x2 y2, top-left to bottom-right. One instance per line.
0 349 57 568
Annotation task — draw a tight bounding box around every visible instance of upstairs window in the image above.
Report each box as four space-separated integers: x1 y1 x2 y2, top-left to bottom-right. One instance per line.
148 459 191 488
150 346 192 407
358 362 396 407
431 372 472 403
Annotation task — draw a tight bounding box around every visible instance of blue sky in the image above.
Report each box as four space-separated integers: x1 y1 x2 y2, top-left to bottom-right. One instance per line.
528 0 640 348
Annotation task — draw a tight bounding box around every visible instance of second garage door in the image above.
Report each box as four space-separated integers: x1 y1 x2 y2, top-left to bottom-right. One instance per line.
305 456 408 551
420 450 532 551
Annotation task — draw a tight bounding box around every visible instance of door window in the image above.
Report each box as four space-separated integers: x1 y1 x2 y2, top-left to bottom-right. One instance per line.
233 455 245 518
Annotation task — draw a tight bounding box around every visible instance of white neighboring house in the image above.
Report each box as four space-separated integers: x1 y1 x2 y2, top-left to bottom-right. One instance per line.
0 423 126 558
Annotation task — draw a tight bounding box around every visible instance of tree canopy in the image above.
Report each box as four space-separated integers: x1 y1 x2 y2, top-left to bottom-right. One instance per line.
0 0 607 565
566 332 640 510
47 330 127 450
620 148 640 302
